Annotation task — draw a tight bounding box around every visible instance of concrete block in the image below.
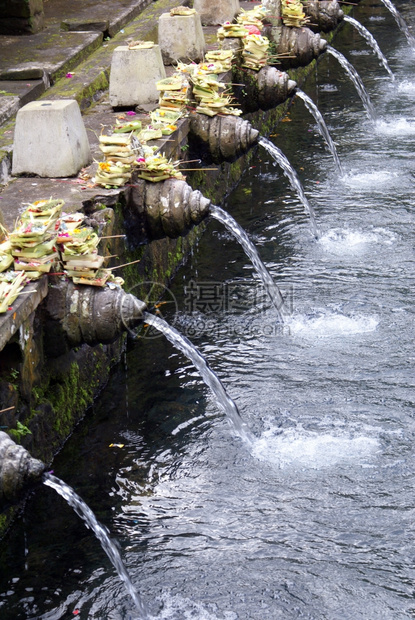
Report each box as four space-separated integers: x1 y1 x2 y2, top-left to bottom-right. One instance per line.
194 0 240 25
109 45 166 107
12 100 91 178
109 45 166 108
158 12 206 65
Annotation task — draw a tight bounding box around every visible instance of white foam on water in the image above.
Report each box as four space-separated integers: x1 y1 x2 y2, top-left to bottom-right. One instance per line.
288 312 379 338
350 50 371 56
397 80 415 94
171 415 206 435
342 169 400 189
150 592 237 620
375 118 415 135
318 227 396 253
252 426 380 469
319 84 338 92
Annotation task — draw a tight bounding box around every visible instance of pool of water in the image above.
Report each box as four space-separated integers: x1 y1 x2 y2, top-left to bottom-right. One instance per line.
0 1 414 618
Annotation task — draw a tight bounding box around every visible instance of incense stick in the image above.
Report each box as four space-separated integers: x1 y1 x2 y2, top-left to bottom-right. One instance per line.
99 235 126 240
110 258 141 271
0 406 14 414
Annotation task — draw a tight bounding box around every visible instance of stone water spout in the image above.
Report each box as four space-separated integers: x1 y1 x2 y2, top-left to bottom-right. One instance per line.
45 280 147 347
125 181 285 318
189 113 259 163
233 66 297 113
268 26 327 70
0 431 46 505
303 0 344 33
125 177 211 242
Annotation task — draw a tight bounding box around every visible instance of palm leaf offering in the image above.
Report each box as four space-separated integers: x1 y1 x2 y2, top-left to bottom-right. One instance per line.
72 267 112 287
236 5 268 29
0 254 13 273
217 22 248 39
156 76 184 91
95 161 133 187
0 240 13 273
0 271 27 313
14 253 58 273
281 0 308 27
137 128 164 142
191 68 242 117
59 222 118 287
98 134 136 163
24 198 64 219
12 236 56 259
145 74 189 137
204 50 235 73
113 119 142 134
9 198 63 276
128 40 154 49
57 212 85 244
136 153 185 183
169 6 196 16
95 134 136 187
175 62 198 77
242 34 270 71
150 108 181 124
60 226 100 257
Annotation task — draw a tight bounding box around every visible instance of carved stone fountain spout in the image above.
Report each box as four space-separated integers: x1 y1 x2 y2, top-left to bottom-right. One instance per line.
0 431 46 505
304 0 344 33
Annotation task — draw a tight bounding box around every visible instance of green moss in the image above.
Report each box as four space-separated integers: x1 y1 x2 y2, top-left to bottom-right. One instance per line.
8 422 32 444
0 119 16 152
45 69 109 110
0 513 8 532
0 508 18 541
48 363 93 436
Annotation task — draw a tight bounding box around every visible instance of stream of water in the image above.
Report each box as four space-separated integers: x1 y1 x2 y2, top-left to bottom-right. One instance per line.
343 15 395 80
294 89 343 174
326 45 376 120
258 137 320 239
0 2 414 618
379 0 415 48
43 474 148 619
209 205 286 320
142 312 253 446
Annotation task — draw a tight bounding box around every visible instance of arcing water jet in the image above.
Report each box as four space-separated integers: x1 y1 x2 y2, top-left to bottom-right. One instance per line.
124 179 286 316
326 45 376 120
342 15 394 80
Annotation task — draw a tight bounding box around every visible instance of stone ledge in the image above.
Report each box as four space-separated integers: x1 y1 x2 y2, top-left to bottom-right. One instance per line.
0 276 49 353
0 97 20 127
